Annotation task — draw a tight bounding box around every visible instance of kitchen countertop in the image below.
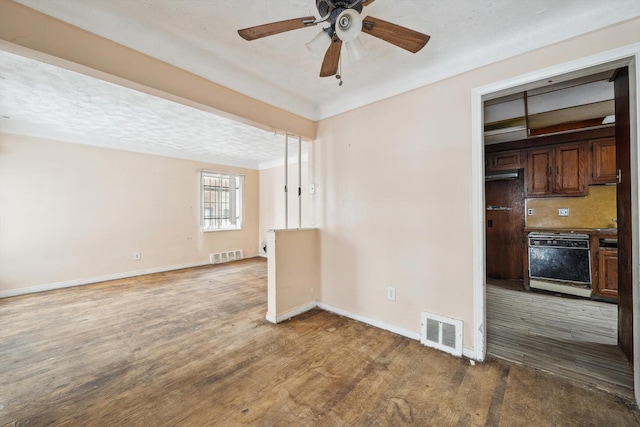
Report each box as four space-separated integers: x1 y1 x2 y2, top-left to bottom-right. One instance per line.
525 227 618 236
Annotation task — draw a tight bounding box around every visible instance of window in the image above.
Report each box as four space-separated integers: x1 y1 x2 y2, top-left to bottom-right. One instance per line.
201 172 243 231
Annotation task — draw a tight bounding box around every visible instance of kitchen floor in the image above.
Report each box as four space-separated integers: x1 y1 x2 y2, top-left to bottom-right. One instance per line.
486 281 634 400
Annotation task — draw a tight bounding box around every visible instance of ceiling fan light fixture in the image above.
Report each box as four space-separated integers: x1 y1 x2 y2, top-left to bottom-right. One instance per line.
345 37 366 63
306 29 332 57
239 1 429 79
335 9 362 43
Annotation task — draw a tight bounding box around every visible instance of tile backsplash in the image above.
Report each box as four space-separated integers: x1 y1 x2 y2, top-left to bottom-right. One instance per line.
526 185 617 229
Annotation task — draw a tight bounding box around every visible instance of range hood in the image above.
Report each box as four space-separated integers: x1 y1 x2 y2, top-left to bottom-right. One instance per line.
485 169 519 181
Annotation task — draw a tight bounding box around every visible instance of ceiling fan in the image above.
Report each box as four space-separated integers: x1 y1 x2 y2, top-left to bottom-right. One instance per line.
238 0 430 79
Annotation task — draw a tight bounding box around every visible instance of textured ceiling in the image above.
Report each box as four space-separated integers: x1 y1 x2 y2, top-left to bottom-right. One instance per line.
1 0 638 169
13 0 639 121
0 50 305 170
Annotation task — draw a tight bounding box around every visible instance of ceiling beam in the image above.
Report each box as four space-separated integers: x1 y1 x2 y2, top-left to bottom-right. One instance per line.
485 125 615 153
528 118 607 136
0 0 317 141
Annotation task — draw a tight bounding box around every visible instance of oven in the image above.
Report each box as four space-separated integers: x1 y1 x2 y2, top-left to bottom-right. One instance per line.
528 233 592 296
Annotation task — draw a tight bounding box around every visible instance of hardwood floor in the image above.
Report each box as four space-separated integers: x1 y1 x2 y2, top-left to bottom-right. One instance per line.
1 259 638 426
487 282 634 400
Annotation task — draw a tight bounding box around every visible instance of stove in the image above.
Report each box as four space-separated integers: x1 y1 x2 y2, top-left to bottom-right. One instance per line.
528 232 592 297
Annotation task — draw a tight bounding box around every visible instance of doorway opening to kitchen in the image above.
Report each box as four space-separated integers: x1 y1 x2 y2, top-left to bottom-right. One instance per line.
477 54 637 402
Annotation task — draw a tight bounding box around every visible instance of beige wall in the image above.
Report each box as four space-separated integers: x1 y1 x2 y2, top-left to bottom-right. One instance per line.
313 19 640 351
259 160 312 249
0 133 259 294
266 228 319 322
1 0 638 355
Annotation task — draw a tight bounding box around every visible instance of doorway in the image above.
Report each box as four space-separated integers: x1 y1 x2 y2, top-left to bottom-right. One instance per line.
471 46 640 405
483 69 632 397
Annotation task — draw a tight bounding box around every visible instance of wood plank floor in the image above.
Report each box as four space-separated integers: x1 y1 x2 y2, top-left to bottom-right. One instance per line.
487 282 635 401
1 259 638 426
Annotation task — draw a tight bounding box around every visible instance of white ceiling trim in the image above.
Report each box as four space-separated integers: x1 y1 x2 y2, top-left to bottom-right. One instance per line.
14 0 640 121
2 1 638 170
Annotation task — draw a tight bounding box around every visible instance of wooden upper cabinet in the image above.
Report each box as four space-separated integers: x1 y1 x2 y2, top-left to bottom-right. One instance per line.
526 148 554 196
590 138 617 184
486 150 523 172
555 143 587 195
525 143 587 197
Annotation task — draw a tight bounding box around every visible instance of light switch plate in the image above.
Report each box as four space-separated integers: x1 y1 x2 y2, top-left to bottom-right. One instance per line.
558 208 570 217
387 287 396 301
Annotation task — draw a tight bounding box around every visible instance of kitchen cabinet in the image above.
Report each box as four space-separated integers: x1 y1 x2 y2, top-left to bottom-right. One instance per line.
486 150 523 172
486 175 525 280
525 143 587 197
555 144 588 195
590 138 617 184
526 148 554 195
595 247 618 299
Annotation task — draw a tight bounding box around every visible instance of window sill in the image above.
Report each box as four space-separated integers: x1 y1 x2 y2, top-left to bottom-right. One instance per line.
202 227 242 233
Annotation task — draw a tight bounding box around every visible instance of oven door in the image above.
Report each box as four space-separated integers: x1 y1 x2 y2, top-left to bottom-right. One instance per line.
529 245 591 284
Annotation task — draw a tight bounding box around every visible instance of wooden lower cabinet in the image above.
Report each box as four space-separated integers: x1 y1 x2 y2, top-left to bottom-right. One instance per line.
595 247 618 299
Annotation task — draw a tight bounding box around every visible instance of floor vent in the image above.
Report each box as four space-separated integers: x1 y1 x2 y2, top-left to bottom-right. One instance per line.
420 312 463 357
210 249 244 265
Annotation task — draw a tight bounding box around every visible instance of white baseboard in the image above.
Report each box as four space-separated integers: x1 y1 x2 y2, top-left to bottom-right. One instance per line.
463 348 477 360
317 302 421 341
5 266 481 361
0 261 212 299
316 303 478 360
266 301 318 324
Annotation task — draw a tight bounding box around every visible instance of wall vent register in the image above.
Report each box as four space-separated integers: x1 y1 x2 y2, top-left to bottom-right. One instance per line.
210 250 244 264
420 312 463 357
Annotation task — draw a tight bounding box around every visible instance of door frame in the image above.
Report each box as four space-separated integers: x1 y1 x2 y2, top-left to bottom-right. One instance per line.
471 42 640 405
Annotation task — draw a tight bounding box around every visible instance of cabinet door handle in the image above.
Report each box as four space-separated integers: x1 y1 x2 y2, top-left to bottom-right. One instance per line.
617 169 622 184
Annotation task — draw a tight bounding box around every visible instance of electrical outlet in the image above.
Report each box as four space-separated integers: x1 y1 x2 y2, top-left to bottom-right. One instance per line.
387 287 396 301
527 208 534 216
310 183 316 194
133 252 141 260
558 208 570 217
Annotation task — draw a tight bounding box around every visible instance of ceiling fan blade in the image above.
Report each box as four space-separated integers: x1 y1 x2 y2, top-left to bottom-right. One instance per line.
362 0 376 6
238 16 317 41
320 38 343 77
361 16 430 53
